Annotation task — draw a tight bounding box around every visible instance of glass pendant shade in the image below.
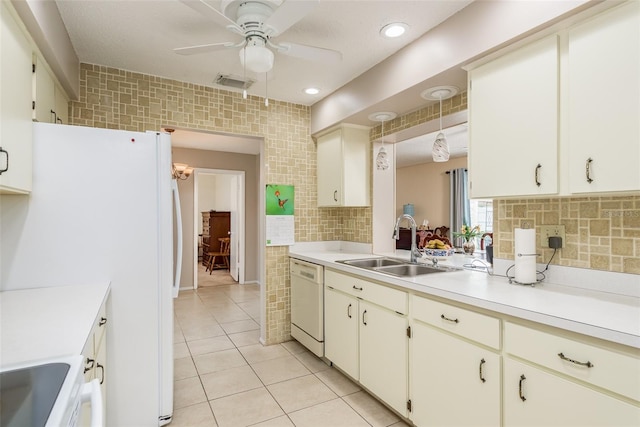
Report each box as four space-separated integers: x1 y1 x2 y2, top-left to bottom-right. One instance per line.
432 132 449 162
376 146 390 170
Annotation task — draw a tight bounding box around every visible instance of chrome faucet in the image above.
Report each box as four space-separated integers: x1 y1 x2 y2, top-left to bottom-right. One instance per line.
393 214 421 263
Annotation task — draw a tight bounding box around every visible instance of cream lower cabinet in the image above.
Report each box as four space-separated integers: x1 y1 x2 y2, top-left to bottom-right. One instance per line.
324 286 359 379
324 269 409 416
359 300 408 416
504 321 640 426
409 295 501 426
81 301 108 426
504 357 639 426
410 322 500 426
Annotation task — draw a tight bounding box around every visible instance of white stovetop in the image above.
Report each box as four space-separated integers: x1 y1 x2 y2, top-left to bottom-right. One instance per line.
0 283 111 366
289 242 640 349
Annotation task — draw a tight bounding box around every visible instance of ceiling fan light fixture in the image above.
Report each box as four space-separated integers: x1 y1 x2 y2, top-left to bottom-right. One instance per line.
239 44 274 73
380 22 408 38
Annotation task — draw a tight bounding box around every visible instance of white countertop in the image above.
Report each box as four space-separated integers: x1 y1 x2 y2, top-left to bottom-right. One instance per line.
289 245 640 349
0 283 111 366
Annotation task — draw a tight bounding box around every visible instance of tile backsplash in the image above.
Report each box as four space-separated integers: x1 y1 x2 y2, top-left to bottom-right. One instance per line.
494 195 640 274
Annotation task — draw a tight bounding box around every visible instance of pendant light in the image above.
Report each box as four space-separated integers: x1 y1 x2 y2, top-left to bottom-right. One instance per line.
432 94 449 162
420 86 459 163
368 112 397 171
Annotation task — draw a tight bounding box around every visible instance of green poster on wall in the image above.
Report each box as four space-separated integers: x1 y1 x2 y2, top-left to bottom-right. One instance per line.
266 184 294 246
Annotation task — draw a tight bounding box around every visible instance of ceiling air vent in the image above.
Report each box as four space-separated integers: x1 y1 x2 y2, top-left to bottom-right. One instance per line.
214 74 254 90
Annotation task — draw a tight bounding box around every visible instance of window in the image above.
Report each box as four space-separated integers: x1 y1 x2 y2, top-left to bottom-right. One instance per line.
470 199 493 233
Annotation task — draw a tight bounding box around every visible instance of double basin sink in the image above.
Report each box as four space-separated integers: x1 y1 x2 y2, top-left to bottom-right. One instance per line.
337 257 458 277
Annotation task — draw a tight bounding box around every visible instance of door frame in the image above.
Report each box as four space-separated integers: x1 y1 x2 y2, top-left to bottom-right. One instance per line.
193 168 246 287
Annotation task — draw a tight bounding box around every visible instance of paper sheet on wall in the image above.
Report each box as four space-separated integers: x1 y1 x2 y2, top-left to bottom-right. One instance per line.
266 184 294 246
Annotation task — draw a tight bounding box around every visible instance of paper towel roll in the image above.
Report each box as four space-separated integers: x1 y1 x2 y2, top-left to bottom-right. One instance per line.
514 228 537 284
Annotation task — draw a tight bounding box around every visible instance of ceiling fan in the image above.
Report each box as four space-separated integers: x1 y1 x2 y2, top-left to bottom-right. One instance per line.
175 0 342 73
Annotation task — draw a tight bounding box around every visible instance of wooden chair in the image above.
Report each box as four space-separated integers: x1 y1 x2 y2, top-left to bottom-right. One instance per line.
206 237 230 274
434 226 450 239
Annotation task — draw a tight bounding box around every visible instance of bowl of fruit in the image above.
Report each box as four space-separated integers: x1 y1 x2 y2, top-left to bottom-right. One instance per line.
422 238 455 258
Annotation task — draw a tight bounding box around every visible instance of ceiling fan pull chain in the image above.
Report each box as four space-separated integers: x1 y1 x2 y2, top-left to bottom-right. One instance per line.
265 72 269 107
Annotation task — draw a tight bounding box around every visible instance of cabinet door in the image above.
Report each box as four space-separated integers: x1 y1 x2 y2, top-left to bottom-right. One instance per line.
317 129 343 206
0 2 33 194
504 357 640 426
359 300 408 417
568 1 640 194
410 321 500 426
324 286 359 379
469 35 558 198
33 57 56 123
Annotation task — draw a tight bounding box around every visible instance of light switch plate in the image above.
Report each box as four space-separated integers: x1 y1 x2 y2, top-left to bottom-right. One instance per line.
540 225 565 248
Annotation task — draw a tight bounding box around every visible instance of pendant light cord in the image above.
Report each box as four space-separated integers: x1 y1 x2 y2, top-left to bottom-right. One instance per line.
439 96 443 131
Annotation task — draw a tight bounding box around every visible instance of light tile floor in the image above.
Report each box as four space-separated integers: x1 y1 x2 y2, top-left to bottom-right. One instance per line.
172 267 410 427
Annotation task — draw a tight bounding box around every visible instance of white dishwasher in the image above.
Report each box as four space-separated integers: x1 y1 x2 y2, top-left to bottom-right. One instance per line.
290 258 324 357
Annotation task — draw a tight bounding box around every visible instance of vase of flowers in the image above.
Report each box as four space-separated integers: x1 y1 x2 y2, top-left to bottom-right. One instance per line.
452 224 483 255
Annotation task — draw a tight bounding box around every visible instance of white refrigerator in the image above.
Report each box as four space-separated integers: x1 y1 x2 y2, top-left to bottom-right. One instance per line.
0 122 182 425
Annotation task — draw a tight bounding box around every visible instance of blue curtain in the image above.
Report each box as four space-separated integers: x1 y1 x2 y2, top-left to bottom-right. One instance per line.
449 168 470 247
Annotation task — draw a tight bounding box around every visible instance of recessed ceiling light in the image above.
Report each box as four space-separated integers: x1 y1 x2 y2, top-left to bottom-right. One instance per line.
380 23 408 38
304 87 320 95
420 85 460 101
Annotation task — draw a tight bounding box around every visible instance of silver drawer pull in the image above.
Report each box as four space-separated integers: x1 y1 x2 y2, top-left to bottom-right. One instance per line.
519 374 527 401
558 352 594 368
352 285 363 291
440 314 459 324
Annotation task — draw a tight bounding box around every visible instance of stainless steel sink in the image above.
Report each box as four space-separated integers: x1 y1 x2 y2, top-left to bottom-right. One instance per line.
338 257 405 268
337 257 458 277
374 264 456 277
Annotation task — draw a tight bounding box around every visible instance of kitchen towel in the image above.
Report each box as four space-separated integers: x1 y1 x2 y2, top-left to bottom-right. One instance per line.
514 228 537 284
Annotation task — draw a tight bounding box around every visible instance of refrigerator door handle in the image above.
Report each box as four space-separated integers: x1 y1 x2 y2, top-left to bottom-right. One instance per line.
172 179 182 298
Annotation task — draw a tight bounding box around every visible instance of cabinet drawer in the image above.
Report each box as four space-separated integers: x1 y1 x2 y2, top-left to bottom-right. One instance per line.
505 322 640 401
325 269 407 314
411 295 500 350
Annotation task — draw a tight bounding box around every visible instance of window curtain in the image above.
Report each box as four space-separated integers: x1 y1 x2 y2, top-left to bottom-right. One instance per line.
449 168 470 247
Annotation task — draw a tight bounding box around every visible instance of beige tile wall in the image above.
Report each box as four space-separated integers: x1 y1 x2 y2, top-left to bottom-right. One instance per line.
495 196 640 274
69 64 637 344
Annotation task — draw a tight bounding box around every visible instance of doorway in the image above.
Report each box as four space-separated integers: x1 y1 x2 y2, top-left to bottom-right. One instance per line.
193 169 245 289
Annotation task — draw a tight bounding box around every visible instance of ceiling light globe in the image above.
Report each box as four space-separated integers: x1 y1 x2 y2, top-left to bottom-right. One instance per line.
432 133 450 162
240 45 274 73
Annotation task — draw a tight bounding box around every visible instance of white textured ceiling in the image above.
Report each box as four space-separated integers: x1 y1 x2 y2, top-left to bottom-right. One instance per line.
55 0 473 107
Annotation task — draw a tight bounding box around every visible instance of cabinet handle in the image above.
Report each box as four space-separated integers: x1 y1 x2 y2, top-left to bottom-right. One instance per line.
352 285 363 291
50 109 57 123
534 163 542 187
586 158 594 183
99 317 107 327
440 314 459 324
518 374 527 402
347 303 352 318
0 147 8 175
558 352 594 368
362 309 367 326
333 190 338 202
479 358 486 383
97 363 105 384
84 357 95 373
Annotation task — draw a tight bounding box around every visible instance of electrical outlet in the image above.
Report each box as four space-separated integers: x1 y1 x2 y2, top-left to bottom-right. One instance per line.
540 225 566 248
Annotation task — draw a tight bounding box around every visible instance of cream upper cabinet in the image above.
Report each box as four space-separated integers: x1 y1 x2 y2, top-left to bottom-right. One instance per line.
33 55 69 124
567 1 640 194
468 35 559 198
0 1 33 194
316 124 370 207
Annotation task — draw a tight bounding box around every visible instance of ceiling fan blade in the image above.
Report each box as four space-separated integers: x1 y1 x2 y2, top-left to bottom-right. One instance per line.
275 42 342 63
264 0 319 36
179 0 242 33
174 42 238 56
